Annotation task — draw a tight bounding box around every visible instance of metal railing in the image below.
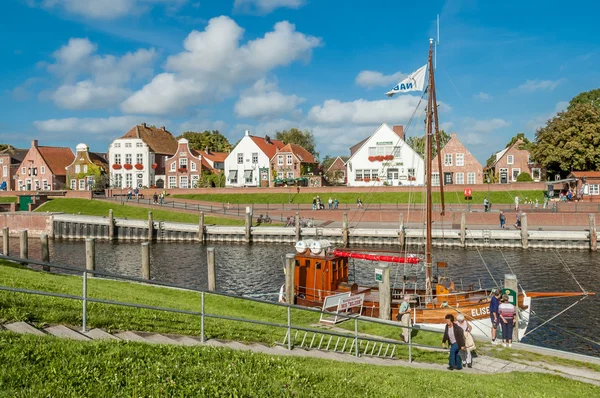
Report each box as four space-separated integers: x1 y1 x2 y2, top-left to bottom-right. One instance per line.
0 254 440 362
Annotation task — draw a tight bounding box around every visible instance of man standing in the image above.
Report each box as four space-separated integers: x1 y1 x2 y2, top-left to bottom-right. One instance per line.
514 195 519 211
442 314 465 370
397 295 411 343
483 198 489 212
489 289 501 344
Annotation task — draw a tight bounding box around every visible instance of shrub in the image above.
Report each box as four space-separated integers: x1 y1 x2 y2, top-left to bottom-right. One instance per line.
516 172 533 182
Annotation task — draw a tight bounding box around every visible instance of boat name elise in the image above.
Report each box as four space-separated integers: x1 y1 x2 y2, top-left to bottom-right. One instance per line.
471 306 490 317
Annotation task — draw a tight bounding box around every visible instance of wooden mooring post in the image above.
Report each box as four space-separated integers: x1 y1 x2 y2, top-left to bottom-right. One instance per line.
295 212 301 242
460 213 466 247
148 211 154 241
86 238 95 278
108 209 115 240
378 264 391 320
141 242 150 280
207 247 216 291
342 212 349 247
520 213 528 249
40 233 50 272
19 230 28 261
398 213 405 249
2 227 9 257
285 253 295 304
198 212 205 243
590 214 597 252
245 207 252 243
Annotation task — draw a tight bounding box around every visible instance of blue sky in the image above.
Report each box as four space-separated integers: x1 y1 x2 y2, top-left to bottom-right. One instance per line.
2 0 599 163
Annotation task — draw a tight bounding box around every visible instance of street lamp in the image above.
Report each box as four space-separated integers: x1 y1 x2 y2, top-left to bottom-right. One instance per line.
486 174 491 210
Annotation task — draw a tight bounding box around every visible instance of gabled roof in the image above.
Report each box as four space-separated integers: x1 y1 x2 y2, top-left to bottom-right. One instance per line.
348 123 405 157
432 132 483 168
249 135 285 158
277 143 317 163
0 146 28 163
197 150 228 162
37 146 75 176
491 138 528 168
326 156 346 173
119 124 178 155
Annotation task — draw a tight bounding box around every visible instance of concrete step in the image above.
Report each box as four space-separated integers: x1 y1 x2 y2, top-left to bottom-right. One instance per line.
141 333 181 345
4 322 46 336
115 331 149 343
45 325 91 341
84 328 120 341
175 336 203 346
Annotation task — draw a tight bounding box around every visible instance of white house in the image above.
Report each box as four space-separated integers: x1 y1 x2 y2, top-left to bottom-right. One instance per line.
108 123 178 189
224 130 284 187
346 123 425 187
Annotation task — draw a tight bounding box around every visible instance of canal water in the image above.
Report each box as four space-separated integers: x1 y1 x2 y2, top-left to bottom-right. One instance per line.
6 238 599 357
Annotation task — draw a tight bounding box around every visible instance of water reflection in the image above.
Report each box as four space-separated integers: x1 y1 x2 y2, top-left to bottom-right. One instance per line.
6 238 599 357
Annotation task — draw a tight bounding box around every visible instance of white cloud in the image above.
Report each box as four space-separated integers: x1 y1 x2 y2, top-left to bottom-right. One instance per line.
473 92 492 101
123 16 321 114
34 115 169 135
355 70 406 88
233 0 305 14
11 78 41 101
513 78 566 93
45 38 157 109
525 101 568 132
308 95 422 125
234 79 305 119
37 0 186 19
51 81 130 110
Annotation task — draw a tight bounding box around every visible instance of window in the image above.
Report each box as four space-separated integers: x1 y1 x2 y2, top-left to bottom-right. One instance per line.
136 154 143 164
114 143 121 148
590 185 599 195
79 179 86 190
277 155 284 165
42 180 48 190
32 167 38 176
40 166 45 174
114 154 121 164
21 167 25 175
114 174 122 187
83 165 88 173
456 153 464 167
512 168 520 182
168 176 177 188
356 170 363 180
75 165 80 173
125 154 132 164
125 173 132 188
277 171 284 179
368 147 376 156
180 176 189 189
261 170 268 181
252 153 258 164
287 172 294 178
507 155 514 165
432 172 440 186
244 170 253 184
444 154 452 166
407 168 416 179
170 162 176 171
237 153 244 164
125 143 132 148
191 162 197 171
2 166 6 177
467 172 476 184
363 170 371 180
191 175 199 187
531 168 541 181
136 142 143 148
444 172 453 185
70 179 76 190
286 155 293 165
387 168 398 180
455 172 464 184
527 154 533 164
179 158 188 168
0 158 3 164
87 176 94 189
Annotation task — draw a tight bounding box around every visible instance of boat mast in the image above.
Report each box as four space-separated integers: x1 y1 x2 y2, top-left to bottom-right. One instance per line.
425 38 434 301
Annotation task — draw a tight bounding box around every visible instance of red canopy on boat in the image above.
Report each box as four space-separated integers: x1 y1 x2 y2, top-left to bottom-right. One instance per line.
332 249 420 264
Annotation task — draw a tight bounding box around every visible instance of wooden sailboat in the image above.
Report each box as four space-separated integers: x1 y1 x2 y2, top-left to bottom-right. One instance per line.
287 39 593 341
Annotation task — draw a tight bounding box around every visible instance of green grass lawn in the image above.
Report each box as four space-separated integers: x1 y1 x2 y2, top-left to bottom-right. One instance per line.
174 190 546 205
0 196 17 203
1 333 597 398
34 198 245 225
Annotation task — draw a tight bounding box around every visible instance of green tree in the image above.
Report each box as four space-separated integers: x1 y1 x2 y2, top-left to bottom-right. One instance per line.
405 130 451 159
568 88 600 111
177 131 232 152
504 132 533 151
0 144 9 152
275 128 318 160
530 103 600 176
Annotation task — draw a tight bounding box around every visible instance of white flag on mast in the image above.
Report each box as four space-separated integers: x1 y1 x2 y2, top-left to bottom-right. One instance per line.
385 64 427 97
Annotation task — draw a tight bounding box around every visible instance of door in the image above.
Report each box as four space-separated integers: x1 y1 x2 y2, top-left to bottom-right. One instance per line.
19 195 33 211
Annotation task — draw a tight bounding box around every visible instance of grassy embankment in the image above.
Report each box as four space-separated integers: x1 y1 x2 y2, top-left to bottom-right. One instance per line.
34 198 245 226
174 190 546 205
0 196 17 203
1 334 598 397
0 261 598 396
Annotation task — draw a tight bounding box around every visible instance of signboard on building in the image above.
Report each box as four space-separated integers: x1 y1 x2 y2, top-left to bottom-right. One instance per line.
375 268 383 282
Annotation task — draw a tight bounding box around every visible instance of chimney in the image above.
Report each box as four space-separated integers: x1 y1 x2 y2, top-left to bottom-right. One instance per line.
244 130 249 136
264 135 271 144
31 140 38 148
142 122 147 128
392 125 404 141
451 132 457 139
161 126 166 131
205 146 209 154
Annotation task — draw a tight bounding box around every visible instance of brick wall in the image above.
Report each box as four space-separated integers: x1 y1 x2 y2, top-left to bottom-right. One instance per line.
0 213 52 236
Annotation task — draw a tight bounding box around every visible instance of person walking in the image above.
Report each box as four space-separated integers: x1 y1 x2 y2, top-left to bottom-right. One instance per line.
442 313 465 370
489 289 501 344
357 197 363 209
514 195 519 211
134 187 139 200
456 314 474 368
153 192 158 204
483 198 489 212
328 197 333 210
498 295 517 347
499 211 506 229
159 192 164 205
397 295 412 343
312 197 317 211
333 198 339 209
127 188 132 200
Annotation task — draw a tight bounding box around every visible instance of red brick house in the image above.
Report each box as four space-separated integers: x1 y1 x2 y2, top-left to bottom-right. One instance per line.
0 146 28 191
197 148 227 173
566 171 600 202
18 140 75 191
165 138 212 188
325 156 347 185
490 138 543 183
66 143 109 191
431 133 483 185
270 143 318 186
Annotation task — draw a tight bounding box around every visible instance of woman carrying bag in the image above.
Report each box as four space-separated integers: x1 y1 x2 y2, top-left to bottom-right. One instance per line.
456 314 475 368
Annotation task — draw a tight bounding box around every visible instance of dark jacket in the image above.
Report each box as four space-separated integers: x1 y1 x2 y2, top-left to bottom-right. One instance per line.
442 323 465 347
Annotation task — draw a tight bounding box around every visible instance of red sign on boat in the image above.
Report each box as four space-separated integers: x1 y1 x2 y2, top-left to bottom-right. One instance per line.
332 249 420 264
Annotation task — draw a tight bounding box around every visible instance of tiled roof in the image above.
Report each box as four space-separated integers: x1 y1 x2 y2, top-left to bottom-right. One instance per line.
38 146 75 176
350 137 368 156
120 124 178 155
89 152 109 171
249 135 285 158
278 143 317 163
0 146 28 163
200 157 213 172
197 150 228 162
569 171 600 178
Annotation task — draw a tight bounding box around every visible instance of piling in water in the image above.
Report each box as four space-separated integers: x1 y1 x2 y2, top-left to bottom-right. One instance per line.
141 242 150 280
19 230 28 261
86 238 95 278
40 233 50 271
207 247 216 291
